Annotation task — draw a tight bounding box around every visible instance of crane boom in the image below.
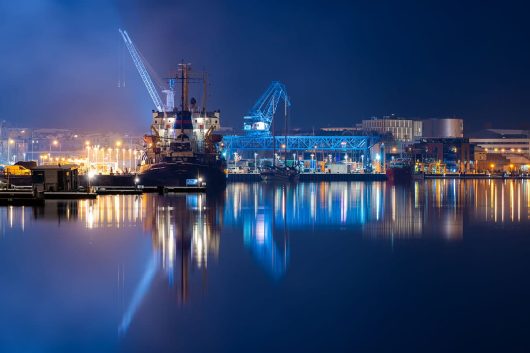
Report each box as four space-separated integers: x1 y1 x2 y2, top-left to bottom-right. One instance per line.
243 81 290 135
119 28 165 112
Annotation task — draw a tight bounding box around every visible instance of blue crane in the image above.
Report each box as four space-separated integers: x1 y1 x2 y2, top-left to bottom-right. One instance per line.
243 81 291 135
119 28 173 112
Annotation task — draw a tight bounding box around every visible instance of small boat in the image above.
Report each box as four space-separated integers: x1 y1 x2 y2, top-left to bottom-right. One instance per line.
386 158 414 183
259 93 299 183
260 165 299 182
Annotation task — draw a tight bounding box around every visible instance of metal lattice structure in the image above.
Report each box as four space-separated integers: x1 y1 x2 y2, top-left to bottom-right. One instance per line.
243 81 290 135
223 135 377 153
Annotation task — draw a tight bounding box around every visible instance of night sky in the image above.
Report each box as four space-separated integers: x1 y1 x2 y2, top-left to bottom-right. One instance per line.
1 0 529 133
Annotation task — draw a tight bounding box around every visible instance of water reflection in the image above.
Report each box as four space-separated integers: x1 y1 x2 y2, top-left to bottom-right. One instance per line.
2 180 530 332
117 194 223 333
2 179 530 248
25 194 223 334
234 183 290 279
3 179 530 245
224 180 530 241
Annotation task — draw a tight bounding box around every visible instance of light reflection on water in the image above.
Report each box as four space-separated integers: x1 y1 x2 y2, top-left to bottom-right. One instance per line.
1 180 530 271
1 180 529 273
1 180 530 352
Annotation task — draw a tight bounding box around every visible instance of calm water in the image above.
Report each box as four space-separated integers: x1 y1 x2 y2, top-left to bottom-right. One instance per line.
1 180 530 352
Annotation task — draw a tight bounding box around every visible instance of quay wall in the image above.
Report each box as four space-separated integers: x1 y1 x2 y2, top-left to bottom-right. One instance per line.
227 173 388 182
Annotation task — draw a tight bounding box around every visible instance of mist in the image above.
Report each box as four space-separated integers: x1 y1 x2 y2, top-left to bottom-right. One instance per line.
1 0 530 133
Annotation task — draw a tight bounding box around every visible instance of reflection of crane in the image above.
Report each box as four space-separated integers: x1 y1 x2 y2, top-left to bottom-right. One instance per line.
118 28 174 112
244 212 289 279
243 81 290 135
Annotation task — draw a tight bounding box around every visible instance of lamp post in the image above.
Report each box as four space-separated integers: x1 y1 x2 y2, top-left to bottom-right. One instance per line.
115 141 122 172
7 139 15 164
254 152 258 173
49 139 59 159
87 170 95 193
310 153 315 173
133 150 138 173
234 152 239 169
361 154 365 172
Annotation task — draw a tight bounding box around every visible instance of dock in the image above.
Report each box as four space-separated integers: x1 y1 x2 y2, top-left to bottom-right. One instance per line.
227 173 388 182
0 190 44 206
43 192 97 200
94 185 206 195
162 186 206 193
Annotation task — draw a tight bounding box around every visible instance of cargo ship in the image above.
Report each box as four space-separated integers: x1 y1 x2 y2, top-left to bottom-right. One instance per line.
137 64 226 188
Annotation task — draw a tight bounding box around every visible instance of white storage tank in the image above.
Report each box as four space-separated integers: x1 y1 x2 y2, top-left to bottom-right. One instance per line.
422 118 463 138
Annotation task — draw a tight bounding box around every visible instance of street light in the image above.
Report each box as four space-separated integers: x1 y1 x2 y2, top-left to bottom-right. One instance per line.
87 170 96 192
233 152 239 169
7 139 15 164
361 154 365 171
254 152 258 173
50 139 59 155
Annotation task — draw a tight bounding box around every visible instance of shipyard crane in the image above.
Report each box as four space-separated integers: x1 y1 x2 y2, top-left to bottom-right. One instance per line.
119 28 174 112
243 81 291 135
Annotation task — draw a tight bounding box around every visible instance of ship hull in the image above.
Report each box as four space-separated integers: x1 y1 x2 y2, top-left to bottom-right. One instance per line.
138 161 226 189
386 166 413 183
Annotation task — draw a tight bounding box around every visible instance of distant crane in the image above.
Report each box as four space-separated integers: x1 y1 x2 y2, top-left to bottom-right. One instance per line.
118 28 174 112
243 81 290 135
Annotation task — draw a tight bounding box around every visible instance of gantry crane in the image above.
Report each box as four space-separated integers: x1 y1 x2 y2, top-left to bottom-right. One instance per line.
243 81 291 135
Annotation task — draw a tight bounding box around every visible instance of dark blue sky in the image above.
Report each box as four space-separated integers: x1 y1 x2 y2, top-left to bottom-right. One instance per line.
1 0 529 133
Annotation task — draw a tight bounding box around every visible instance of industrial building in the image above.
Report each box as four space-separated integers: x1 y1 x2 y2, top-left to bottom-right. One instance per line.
409 138 473 173
469 129 530 156
361 116 422 142
469 129 530 171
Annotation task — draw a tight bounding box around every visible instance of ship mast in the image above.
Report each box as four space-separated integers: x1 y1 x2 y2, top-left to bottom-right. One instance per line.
178 63 191 134
272 107 276 167
284 99 288 163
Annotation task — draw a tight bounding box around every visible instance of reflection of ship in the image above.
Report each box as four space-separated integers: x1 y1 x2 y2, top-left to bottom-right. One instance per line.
119 193 224 333
139 64 226 188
